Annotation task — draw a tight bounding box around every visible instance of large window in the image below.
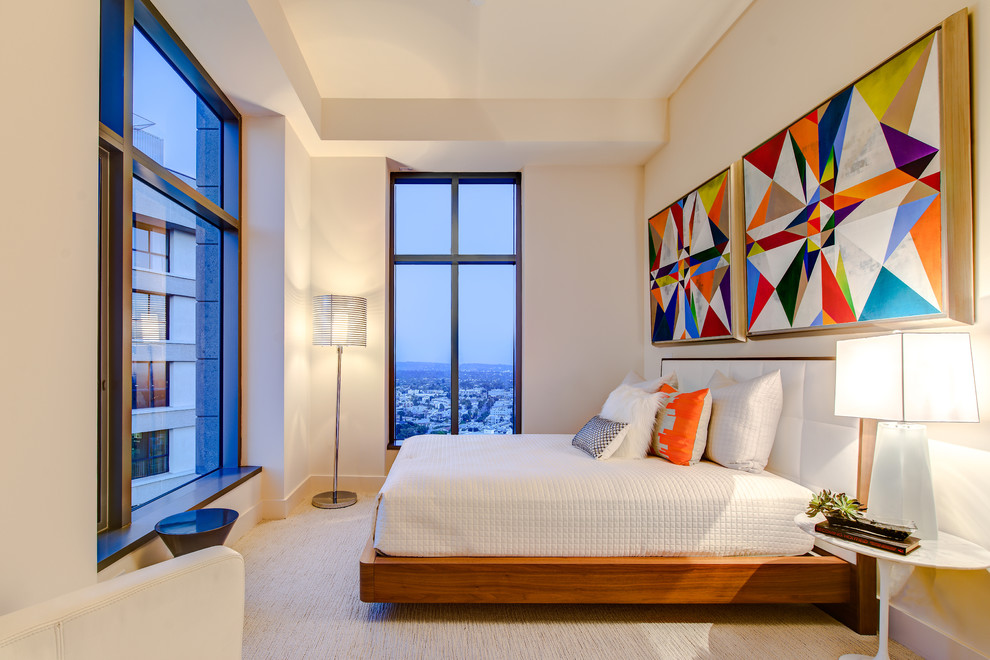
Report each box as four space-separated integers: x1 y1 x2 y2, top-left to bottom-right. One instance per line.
99 0 240 531
390 174 521 445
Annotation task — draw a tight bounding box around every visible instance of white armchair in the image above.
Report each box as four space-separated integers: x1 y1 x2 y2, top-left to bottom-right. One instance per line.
0 546 244 660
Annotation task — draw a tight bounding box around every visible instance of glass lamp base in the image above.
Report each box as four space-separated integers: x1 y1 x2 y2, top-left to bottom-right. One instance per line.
869 422 938 540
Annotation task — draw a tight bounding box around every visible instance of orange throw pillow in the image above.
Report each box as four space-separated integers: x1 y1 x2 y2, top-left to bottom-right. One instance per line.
649 384 712 466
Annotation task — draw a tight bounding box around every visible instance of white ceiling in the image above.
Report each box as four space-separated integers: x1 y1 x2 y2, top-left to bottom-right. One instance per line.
156 0 754 169
280 0 750 100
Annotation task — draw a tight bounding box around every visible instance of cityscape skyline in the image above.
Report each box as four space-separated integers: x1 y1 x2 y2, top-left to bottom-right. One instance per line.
394 361 514 440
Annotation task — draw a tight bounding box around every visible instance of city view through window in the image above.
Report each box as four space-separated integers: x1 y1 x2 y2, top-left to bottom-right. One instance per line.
392 178 519 442
394 363 515 439
129 28 223 508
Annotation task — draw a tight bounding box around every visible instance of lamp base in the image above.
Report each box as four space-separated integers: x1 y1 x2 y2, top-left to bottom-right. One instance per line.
312 490 357 509
869 422 938 540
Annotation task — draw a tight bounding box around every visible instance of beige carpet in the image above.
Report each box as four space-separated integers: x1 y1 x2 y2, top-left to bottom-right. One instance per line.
232 495 921 659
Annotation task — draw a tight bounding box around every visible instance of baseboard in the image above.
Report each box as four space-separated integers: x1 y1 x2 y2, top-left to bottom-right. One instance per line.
310 474 386 494
890 605 987 659
261 475 384 519
261 477 312 520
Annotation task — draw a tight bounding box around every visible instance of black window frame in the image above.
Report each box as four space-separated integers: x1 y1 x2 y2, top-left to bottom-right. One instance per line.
99 0 241 535
388 172 522 448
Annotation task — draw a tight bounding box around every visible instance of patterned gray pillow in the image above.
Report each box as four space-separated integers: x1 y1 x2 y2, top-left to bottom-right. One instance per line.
572 415 628 459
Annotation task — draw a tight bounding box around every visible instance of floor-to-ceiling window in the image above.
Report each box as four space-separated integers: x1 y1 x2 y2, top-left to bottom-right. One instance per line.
98 0 240 532
390 174 521 446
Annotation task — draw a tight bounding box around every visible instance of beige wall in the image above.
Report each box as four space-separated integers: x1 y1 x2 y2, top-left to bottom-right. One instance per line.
522 165 646 433
283 122 313 497
304 162 645 482
642 0 988 654
310 158 390 488
242 116 290 507
243 116 314 514
0 0 99 614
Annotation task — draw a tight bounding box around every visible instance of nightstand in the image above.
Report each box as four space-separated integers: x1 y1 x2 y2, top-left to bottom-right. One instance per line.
796 514 990 660
155 508 239 557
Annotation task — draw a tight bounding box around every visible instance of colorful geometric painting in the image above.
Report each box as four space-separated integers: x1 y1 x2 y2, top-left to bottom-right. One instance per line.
744 31 945 334
649 169 737 343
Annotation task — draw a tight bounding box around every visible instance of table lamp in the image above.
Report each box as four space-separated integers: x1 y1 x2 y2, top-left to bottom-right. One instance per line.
834 332 978 539
312 294 367 509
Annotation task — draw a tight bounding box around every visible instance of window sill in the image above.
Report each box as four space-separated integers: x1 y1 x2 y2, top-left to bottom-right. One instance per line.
97 466 261 571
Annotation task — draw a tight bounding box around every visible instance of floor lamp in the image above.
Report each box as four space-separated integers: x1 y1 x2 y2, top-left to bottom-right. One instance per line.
312 294 367 509
834 332 979 539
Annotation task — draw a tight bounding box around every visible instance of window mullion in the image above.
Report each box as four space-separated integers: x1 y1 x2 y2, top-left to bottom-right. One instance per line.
133 151 238 232
450 177 459 435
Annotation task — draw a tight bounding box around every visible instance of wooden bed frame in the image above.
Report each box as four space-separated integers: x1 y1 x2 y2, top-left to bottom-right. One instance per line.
360 359 879 634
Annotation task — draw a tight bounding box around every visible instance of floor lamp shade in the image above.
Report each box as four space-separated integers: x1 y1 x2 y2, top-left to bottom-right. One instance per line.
313 295 367 347
834 333 979 539
312 294 367 510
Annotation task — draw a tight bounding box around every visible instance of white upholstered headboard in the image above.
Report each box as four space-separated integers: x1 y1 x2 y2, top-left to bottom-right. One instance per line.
660 357 860 497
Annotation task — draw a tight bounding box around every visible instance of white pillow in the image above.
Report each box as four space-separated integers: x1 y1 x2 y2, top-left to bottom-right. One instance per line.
598 384 667 459
704 370 783 473
708 369 735 390
620 371 679 393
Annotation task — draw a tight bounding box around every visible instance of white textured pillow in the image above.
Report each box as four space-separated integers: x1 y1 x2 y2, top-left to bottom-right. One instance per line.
621 371 678 393
705 370 783 473
598 384 667 459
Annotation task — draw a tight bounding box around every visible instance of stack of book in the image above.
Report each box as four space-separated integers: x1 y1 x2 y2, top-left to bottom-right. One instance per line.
815 520 921 555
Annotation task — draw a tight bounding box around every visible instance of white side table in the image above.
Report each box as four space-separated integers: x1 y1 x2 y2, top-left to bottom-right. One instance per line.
796 515 990 660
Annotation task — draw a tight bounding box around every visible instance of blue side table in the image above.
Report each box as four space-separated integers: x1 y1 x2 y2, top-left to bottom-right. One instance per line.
155 508 239 557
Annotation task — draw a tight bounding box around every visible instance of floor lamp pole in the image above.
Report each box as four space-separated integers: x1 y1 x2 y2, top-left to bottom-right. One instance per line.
313 344 357 509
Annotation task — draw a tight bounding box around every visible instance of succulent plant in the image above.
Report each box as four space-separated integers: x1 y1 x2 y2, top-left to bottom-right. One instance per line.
805 489 864 520
805 489 833 517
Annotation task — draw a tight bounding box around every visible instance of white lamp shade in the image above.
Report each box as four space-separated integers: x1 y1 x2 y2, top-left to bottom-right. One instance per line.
834 332 979 422
313 295 367 347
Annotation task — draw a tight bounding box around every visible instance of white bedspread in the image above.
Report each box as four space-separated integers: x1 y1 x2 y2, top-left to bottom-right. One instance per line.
374 434 815 557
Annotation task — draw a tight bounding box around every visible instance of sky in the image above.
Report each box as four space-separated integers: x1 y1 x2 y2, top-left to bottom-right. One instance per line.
394 182 517 366
132 29 198 179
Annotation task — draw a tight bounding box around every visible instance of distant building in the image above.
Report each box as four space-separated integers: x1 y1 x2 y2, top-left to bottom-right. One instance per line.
130 104 222 507
394 364 515 439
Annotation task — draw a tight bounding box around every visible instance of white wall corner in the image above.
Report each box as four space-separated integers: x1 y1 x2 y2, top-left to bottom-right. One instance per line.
262 474 383 520
261 475 312 520
309 157 390 486
283 121 314 496
312 474 386 495
242 115 289 504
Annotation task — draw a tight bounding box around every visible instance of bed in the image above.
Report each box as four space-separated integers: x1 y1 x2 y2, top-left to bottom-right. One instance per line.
360 357 879 633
